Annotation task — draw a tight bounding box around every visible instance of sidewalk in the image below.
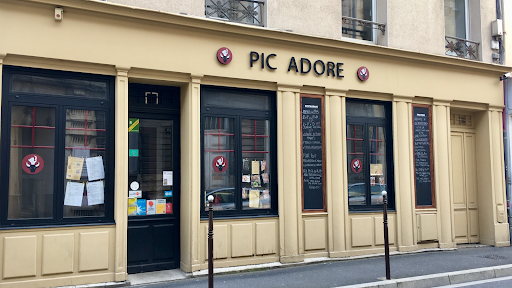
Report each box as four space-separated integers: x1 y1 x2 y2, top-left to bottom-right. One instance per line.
111 245 512 288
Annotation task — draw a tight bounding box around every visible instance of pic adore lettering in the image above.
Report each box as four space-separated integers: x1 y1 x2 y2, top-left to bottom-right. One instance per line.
250 51 344 78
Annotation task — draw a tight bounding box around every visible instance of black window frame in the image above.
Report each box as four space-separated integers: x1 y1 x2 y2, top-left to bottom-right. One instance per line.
1 66 115 228
346 99 394 212
200 85 278 219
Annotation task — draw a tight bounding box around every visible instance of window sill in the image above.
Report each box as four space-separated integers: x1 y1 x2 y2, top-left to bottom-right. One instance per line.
0 221 115 231
200 213 278 221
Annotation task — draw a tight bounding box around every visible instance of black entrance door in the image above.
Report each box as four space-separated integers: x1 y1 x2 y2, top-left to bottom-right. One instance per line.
127 84 180 274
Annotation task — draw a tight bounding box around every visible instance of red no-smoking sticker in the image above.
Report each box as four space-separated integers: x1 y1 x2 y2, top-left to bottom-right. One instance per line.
22 154 44 174
351 158 362 174
213 156 228 172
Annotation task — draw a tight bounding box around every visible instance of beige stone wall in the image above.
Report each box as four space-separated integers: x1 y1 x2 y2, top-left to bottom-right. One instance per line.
105 0 204 17
387 0 445 55
267 0 342 39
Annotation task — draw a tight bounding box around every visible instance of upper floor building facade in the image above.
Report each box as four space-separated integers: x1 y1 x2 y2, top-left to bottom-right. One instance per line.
106 0 506 64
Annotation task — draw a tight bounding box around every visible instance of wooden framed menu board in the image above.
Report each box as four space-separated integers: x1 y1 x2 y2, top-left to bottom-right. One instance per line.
301 94 326 211
412 104 435 208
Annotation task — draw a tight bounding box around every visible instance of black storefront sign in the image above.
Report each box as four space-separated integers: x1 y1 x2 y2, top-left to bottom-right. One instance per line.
301 95 325 211
413 105 435 207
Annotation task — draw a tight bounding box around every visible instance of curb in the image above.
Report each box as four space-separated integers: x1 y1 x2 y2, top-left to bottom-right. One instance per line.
337 264 512 288
58 281 131 288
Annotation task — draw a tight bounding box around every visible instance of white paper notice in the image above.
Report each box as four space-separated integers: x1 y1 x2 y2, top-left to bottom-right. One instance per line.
86 156 105 181
64 182 85 207
163 171 173 186
147 200 156 215
87 181 104 206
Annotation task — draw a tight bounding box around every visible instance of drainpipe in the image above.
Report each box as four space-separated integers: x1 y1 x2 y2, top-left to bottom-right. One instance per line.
504 76 512 240
497 0 504 64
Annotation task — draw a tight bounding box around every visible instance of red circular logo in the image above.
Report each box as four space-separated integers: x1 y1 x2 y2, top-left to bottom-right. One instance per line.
351 158 362 174
217 47 233 65
22 154 44 174
213 156 228 172
357 66 369 81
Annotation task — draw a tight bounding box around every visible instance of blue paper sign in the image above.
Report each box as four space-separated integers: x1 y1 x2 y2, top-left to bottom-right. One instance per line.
136 199 146 215
165 190 173 197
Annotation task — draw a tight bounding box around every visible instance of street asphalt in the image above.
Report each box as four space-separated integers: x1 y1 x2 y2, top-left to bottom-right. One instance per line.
130 245 512 288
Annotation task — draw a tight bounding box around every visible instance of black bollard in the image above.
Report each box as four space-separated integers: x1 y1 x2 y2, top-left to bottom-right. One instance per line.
382 190 390 280
208 195 214 288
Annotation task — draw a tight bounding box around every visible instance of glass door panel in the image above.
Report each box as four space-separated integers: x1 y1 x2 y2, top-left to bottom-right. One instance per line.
347 124 366 206
241 118 271 210
369 125 387 206
8 106 56 219
128 119 174 216
203 116 236 211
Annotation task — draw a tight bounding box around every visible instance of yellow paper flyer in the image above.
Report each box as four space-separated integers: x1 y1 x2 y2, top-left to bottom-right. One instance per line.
249 190 259 208
66 156 84 180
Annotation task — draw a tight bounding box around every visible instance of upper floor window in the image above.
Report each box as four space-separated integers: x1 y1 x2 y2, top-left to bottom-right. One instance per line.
342 0 385 42
205 0 264 26
444 0 479 60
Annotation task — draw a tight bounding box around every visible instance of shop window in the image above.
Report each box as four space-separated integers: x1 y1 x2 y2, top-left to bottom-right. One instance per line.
346 100 393 211
201 86 277 217
1 66 114 227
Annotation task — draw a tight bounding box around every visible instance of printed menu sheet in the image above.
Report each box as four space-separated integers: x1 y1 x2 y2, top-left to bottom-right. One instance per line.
64 182 85 207
86 156 105 181
87 181 104 206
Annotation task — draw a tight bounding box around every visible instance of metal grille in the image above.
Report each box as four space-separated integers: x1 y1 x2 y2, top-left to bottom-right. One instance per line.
205 0 264 26
342 16 386 40
450 113 473 127
445 36 480 60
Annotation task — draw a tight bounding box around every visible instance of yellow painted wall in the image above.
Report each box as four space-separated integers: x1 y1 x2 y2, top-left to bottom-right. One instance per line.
0 1 510 287
0 226 116 288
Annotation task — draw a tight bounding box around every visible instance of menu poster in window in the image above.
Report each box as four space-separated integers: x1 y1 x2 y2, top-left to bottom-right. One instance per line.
301 96 325 211
86 181 104 206
64 181 85 207
86 156 105 181
413 105 435 207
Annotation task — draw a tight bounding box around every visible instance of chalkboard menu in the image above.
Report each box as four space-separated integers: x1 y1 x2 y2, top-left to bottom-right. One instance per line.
413 105 435 207
301 96 325 211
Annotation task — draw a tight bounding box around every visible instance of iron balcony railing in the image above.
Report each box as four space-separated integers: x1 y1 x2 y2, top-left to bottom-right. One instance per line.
342 16 386 39
445 36 479 60
205 0 264 26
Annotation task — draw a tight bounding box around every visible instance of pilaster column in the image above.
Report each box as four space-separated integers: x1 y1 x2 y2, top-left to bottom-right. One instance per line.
489 107 510 246
114 66 130 281
393 96 417 251
433 100 456 248
180 75 202 272
325 89 347 257
277 84 304 263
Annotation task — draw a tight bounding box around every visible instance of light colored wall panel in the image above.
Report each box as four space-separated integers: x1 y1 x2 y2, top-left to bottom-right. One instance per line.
42 234 74 275
470 210 479 237
78 232 109 272
416 213 438 242
3 236 37 279
351 217 372 247
304 218 326 251
454 211 468 238
256 222 276 255
375 216 395 245
207 225 228 260
231 224 253 258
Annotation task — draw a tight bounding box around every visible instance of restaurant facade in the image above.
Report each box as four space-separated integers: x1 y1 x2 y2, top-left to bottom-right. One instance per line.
0 0 510 287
